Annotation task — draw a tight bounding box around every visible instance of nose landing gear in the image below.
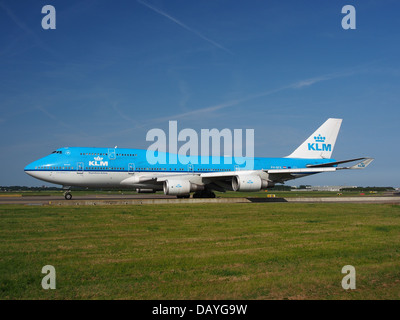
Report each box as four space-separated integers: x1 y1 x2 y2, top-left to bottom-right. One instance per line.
64 191 72 200
62 186 72 200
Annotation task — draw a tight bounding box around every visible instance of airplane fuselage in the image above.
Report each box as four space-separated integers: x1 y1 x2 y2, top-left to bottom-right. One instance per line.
24 119 373 198
24 147 335 188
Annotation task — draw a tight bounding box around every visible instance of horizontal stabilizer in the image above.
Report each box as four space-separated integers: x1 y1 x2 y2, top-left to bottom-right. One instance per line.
347 158 374 169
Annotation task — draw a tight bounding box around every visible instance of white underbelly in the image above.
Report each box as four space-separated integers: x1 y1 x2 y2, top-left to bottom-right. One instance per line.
25 171 130 187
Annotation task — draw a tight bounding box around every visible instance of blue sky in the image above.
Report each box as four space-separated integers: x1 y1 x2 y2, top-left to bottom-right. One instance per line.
1 0 399 187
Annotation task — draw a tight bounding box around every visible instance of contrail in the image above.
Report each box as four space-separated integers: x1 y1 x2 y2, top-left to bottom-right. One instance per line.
142 69 357 126
137 0 233 54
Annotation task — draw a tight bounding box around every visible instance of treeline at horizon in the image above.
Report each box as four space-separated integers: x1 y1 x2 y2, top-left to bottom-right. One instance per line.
340 186 395 192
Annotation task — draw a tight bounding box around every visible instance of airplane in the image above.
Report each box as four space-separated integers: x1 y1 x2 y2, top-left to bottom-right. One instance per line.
24 118 373 200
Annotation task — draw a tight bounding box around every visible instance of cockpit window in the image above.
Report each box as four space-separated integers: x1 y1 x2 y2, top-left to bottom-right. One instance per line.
51 151 63 154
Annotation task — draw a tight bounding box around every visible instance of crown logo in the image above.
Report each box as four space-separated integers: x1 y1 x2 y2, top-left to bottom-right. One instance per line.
314 134 326 143
94 156 103 161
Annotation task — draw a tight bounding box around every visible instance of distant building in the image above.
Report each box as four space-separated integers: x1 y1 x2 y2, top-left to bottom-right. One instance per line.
294 186 357 192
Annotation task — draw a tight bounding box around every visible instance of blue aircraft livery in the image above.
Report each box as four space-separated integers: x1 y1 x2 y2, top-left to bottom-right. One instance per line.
24 118 373 199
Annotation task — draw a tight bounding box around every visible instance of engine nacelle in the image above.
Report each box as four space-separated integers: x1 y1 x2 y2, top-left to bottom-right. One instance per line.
163 180 204 196
232 174 273 192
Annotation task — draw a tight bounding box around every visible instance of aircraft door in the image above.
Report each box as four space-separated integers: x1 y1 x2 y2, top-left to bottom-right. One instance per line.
108 148 116 160
77 162 84 174
128 163 135 174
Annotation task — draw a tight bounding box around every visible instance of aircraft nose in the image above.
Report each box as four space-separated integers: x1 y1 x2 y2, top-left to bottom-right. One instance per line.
24 162 37 177
24 158 46 176
24 154 50 172
24 162 34 171
24 155 56 183
24 158 51 180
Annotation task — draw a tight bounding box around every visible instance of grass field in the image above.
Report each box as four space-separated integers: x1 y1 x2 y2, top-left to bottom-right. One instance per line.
1 203 400 300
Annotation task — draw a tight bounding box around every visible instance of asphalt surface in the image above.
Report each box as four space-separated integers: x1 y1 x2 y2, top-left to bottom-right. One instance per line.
1 194 400 205
0 194 176 204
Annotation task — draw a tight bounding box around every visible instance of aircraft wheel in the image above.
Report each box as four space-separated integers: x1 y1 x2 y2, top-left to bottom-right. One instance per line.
64 192 72 200
193 190 216 198
204 190 216 198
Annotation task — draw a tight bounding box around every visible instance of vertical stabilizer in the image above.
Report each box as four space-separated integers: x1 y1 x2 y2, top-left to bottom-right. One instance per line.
286 118 342 159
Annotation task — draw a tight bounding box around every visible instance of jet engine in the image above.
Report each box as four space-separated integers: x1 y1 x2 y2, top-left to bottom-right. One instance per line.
232 174 274 192
163 180 204 196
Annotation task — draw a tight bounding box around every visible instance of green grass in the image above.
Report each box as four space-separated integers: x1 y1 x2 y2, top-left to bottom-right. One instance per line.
1 203 400 300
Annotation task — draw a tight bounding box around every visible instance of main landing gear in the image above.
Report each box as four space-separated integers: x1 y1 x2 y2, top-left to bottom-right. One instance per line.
176 194 190 199
192 190 216 198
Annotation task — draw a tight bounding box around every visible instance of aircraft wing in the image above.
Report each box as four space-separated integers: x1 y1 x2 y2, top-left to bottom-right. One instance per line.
120 174 164 186
263 158 374 183
121 172 234 192
264 167 338 183
120 158 374 189
306 157 374 168
198 168 339 186
121 173 202 186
